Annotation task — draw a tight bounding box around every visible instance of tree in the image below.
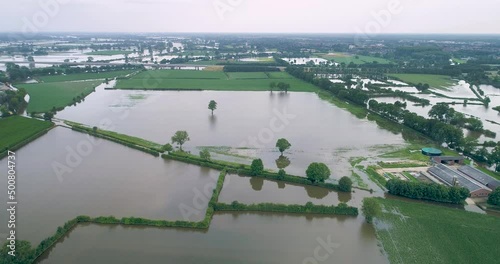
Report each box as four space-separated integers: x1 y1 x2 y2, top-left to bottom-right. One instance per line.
306 162 331 183
269 82 277 92
0 240 34 264
87 56 94 62
200 149 211 161
171 131 190 150
277 82 290 93
92 126 98 134
338 176 353 192
208 100 217 116
277 169 286 180
362 198 381 224
275 138 291 155
162 143 173 152
250 159 264 176
43 112 54 121
488 188 500 206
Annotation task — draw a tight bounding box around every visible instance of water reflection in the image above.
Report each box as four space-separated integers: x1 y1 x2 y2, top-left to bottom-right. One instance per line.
305 185 329 199
338 191 353 203
250 177 264 191
208 115 217 130
275 155 291 169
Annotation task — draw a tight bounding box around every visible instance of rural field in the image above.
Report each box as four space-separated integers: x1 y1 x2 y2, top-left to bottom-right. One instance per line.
316 52 393 64
36 70 136 83
18 80 103 113
0 116 52 151
115 70 319 92
373 198 500 264
388 74 454 88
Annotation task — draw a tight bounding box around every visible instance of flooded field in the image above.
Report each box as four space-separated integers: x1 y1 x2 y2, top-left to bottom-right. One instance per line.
55 89 405 178
37 213 388 264
0 127 220 245
219 174 377 207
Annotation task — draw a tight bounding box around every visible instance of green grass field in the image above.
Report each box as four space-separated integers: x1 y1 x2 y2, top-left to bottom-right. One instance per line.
388 74 454 89
316 52 392 64
115 70 319 92
18 80 103 113
226 72 269 79
0 116 52 151
374 198 500 264
36 70 136 83
85 50 134 56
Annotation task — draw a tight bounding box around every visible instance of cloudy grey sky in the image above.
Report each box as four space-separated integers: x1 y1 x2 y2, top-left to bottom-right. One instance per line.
2 0 500 34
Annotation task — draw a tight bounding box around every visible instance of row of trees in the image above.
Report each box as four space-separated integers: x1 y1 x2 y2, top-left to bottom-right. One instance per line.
0 88 27 116
386 179 470 204
269 82 291 93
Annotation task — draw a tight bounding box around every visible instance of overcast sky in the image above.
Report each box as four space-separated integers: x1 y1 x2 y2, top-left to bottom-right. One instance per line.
2 0 500 34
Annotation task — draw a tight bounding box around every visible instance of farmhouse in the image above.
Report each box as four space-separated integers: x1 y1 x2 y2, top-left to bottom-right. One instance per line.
428 164 491 198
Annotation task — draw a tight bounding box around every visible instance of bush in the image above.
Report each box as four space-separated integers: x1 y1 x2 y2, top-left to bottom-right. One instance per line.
306 162 331 183
277 169 286 180
488 188 500 206
250 159 264 176
338 176 353 192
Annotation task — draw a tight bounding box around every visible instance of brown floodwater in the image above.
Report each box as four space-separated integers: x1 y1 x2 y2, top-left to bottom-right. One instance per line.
0 127 220 245
55 89 406 178
36 213 388 264
219 174 378 207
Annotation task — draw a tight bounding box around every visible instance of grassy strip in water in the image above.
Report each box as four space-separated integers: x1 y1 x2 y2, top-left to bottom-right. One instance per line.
163 151 344 191
213 201 358 216
65 121 165 155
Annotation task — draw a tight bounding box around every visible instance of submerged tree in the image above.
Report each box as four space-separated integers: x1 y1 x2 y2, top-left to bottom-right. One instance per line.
250 159 264 176
338 176 353 192
208 100 217 116
200 149 211 161
171 131 190 150
362 198 381 224
276 138 291 155
306 162 330 183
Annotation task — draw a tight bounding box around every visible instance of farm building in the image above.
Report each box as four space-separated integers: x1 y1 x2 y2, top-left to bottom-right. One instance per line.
428 164 491 198
421 147 442 156
458 165 500 190
432 156 465 165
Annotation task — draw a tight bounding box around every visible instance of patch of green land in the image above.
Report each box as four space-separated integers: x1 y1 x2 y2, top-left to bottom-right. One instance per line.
18 80 103 113
387 74 454 89
374 198 500 264
316 52 393 64
0 116 52 152
115 70 319 92
36 70 135 83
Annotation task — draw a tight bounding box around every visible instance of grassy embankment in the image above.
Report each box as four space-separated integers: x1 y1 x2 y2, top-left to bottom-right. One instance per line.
373 198 500 264
115 70 319 92
65 121 166 156
0 116 53 159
